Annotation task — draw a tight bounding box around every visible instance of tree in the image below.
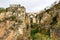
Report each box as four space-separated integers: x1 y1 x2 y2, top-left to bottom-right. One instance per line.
34 33 42 40
34 33 48 40
0 8 6 13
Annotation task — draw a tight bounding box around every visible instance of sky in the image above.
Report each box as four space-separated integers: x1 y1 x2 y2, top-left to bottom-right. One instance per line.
0 0 58 12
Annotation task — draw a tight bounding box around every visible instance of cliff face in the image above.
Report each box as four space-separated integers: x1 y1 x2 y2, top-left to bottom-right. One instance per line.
0 1 60 40
0 4 26 40
26 1 60 40
36 1 60 40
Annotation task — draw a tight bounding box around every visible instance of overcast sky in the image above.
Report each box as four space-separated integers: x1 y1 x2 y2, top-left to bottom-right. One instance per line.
0 0 57 12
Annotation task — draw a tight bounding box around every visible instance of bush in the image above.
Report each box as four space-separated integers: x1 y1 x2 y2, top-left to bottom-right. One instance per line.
0 8 6 13
10 16 16 20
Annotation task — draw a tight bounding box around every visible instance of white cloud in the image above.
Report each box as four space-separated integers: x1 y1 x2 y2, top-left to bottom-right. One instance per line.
0 0 57 12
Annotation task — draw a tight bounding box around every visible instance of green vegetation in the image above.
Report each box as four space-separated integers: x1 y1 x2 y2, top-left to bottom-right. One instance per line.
30 23 50 40
17 20 23 23
31 28 40 40
0 8 6 13
10 16 16 20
